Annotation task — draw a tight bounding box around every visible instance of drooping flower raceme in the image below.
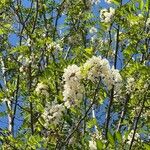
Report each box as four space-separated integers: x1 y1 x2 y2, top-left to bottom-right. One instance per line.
108 67 122 90
100 7 115 23
35 83 49 97
82 56 110 82
81 56 122 90
89 139 97 150
62 56 122 108
63 65 84 108
42 103 65 127
126 77 135 94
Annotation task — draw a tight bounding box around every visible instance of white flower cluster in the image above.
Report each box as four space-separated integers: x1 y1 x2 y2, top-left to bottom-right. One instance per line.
89 139 97 150
62 56 122 107
100 7 115 23
82 56 122 90
82 56 110 81
130 20 139 26
26 38 31 46
126 77 135 94
18 55 31 66
105 0 112 4
35 83 49 97
126 130 140 145
109 67 122 90
63 65 84 108
47 41 63 51
89 27 98 43
18 54 38 74
138 14 143 18
42 103 65 127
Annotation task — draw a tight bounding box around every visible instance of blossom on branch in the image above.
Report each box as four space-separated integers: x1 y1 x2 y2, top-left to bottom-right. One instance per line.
63 65 84 108
35 83 49 97
100 7 115 23
89 139 97 150
42 103 65 127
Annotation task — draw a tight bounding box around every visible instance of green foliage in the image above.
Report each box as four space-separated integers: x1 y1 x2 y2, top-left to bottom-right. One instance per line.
0 0 149 149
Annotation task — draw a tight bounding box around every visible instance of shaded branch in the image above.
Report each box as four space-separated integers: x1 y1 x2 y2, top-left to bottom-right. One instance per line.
129 96 147 150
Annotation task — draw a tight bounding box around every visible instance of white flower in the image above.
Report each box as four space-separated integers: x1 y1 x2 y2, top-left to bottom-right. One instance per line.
82 56 101 81
63 65 82 83
100 7 115 23
19 66 24 73
138 14 143 18
42 103 65 126
47 42 63 51
100 9 107 18
102 67 122 91
89 139 97 150
55 43 63 51
26 38 31 46
19 66 27 75
126 77 135 94
126 130 140 145
89 27 98 34
91 35 97 43
35 83 49 97
82 56 122 91
18 55 31 66
62 56 122 107
63 65 84 108
42 33 46 37
111 67 122 86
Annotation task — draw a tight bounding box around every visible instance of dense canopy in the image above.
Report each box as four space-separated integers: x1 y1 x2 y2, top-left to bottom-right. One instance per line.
0 0 149 149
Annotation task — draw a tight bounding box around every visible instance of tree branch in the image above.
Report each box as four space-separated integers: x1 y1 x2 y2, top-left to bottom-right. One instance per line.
117 94 130 131
129 96 147 150
60 79 101 149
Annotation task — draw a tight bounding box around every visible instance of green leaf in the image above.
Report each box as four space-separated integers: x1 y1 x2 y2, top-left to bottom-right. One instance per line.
115 131 122 143
4 23 11 28
145 0 149 12
96 140 103 150
144 144 150 150
0 29 4 35
107 132 115 146
87 118 97 128
112 0 120 6
132 4 136 11
139 0 144 10
36 103 44 112
85 47 93 55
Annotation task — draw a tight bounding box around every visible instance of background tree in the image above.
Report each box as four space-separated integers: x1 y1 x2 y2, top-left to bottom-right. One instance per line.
0 0 149 149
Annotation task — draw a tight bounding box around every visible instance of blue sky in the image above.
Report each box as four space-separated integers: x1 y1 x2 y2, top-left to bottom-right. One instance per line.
1 0 125 135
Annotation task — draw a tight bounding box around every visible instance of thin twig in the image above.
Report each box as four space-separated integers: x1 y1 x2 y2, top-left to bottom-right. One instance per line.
129 96 147 150
117 94 130 131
